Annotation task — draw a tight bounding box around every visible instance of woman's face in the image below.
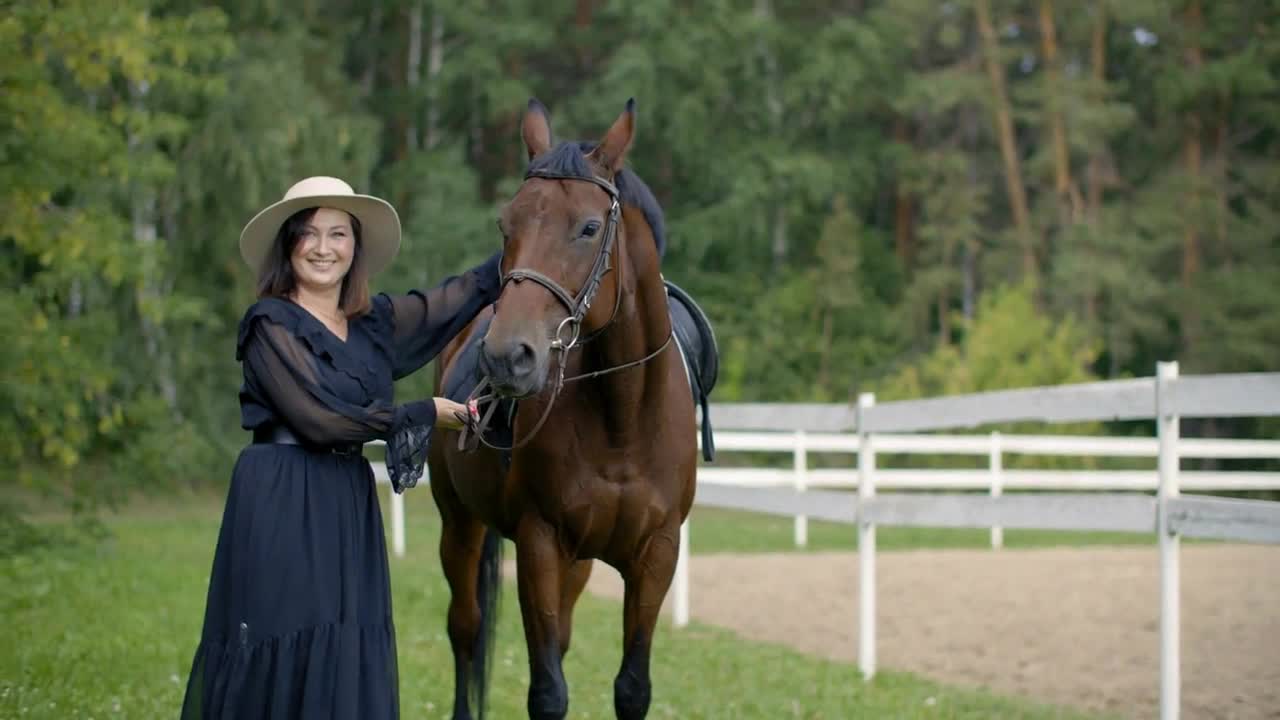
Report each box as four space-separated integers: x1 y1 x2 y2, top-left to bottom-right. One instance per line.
290 207 355 294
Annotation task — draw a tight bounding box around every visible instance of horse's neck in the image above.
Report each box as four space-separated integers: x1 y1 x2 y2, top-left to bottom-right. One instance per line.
583 220 671 434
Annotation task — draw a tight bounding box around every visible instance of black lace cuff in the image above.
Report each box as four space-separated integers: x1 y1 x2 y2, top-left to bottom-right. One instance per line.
386 400 436 494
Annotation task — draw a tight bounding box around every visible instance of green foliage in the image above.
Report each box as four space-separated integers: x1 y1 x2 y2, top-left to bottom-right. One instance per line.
6 0 1280 530
878 282 1100 401
875 283 1107 468
2 0 232 503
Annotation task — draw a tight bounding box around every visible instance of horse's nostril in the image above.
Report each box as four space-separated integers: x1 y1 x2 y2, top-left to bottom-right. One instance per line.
511 341 536 374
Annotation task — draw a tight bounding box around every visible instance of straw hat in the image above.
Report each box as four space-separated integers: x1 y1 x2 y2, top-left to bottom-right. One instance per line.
239 176 401 276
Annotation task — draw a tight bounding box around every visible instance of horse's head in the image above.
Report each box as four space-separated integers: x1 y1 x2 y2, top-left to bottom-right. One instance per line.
480 98 636 398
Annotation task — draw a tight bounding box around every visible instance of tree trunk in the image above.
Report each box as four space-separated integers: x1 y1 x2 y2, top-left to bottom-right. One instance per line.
975 0 1038 281
69 280 82 318
755 0 788 272
1181 0 1203 358
575 0 594 72
129 79 180 418
893 115 915 269
817 307 833 397
755 0 782 124
771 207 788 275
1213 103 1229 263
963 240 977 321
362 4 383 98
962 106 980 321
1082 0 1109 326
1182 0 1203 289
938 290 951 345
468 88 483 167
657 146 674 208
893 185 914 270
1038 0 1082 224
424 4 444 150
405 0 423 154
1085 1 1108 220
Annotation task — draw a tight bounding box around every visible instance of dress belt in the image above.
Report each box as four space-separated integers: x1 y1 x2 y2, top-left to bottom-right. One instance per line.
252 424 363 456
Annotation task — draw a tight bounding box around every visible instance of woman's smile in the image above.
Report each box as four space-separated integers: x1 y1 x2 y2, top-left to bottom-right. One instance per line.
290 207 355 292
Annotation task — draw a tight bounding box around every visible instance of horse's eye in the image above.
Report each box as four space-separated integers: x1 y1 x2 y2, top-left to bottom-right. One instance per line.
581 221 601 239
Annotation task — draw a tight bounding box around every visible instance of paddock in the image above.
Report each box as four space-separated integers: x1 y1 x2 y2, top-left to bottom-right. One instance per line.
372 362 1280 720
585 544 1279 720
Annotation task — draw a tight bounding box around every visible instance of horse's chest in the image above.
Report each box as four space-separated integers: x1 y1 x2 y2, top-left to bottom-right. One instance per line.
537 463 670 551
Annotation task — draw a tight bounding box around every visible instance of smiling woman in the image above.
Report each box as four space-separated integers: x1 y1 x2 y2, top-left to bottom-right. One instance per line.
258 206 368 336
178 176 503 720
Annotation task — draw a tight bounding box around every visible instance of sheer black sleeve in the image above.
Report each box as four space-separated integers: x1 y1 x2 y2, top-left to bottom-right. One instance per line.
242 317 437 492
382 251 502 379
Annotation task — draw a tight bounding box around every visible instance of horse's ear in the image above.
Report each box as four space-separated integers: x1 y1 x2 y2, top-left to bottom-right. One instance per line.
522 98 552 160
587 98 635 177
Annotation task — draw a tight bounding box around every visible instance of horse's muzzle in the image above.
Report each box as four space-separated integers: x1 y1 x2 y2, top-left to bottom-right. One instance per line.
479 336 544 398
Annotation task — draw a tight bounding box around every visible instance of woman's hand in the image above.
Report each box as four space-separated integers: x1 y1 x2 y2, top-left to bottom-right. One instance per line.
433 397 470 430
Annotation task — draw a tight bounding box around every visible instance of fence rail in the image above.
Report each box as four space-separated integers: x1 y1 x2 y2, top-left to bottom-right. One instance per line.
705 371 1280 433
704 430 1280 458
369 433 1280 560
699 468 1280 490
695 427 1280 550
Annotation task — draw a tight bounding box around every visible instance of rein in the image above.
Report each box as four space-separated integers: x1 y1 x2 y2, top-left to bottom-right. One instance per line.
459 169 673 453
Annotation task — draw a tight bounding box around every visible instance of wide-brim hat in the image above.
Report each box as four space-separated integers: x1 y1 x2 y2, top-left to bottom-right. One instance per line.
239 176 401 276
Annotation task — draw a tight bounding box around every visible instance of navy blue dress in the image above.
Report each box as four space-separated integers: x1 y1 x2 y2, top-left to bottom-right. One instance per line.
181 253 500 720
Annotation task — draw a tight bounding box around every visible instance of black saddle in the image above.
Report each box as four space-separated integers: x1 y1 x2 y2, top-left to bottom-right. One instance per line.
664 279 719 461
442 280 719 462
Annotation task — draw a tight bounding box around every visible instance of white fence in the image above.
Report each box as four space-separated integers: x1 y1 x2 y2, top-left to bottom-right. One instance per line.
694 430 1280 549
679 363 1280 720
366 428 1280 561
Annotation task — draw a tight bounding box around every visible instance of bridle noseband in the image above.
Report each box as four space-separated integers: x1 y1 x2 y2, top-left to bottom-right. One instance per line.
459 168 673 452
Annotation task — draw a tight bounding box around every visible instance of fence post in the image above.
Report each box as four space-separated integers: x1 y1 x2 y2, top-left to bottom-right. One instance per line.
990 431 1003 550
857 392 877 680
673 518 690 628
1157 361 1181 720
794 429 808 548
389 481 406 558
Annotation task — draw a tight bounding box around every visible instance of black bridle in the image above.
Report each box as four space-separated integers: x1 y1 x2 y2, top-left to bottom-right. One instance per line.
459 168 673 452
501 170 624 351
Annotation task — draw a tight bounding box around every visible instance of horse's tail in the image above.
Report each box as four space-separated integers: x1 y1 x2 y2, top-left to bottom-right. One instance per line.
471 527 503 720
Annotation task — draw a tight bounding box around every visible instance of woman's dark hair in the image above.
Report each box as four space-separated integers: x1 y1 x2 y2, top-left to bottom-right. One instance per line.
256 206 371 317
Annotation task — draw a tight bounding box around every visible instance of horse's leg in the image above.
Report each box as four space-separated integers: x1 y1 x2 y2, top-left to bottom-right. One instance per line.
558 559 593 656
432 461 487 720
515 516 570 720
614 519 681 720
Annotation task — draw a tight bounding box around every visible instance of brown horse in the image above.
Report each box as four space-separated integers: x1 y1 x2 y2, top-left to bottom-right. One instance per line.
426 98 698 720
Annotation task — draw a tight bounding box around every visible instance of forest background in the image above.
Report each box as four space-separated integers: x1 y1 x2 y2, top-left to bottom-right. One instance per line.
5 0 1278 532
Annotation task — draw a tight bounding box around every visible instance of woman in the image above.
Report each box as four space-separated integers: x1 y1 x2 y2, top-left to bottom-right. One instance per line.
181 176 499 719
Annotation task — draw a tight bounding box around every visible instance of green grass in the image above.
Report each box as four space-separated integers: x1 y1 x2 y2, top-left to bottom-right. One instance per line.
0 494 1117 719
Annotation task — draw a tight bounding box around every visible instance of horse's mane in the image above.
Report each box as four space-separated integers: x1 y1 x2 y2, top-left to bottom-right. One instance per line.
526 141 667 259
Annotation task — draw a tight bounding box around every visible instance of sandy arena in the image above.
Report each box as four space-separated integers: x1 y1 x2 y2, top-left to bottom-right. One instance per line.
584 545 1280 719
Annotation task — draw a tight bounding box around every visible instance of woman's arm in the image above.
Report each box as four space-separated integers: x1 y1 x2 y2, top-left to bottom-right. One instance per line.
244 317 437 446
381 250 502 379
244 318 459 491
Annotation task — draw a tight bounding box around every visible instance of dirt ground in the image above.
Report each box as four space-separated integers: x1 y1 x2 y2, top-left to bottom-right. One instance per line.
583 545 1280 720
